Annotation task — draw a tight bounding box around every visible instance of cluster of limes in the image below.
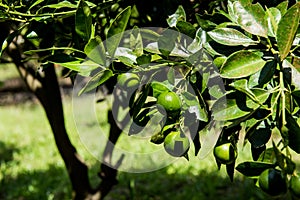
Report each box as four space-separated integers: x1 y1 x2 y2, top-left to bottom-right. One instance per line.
154 83 190 157
258 168 300 197
212 141 300 197
117 72 189 158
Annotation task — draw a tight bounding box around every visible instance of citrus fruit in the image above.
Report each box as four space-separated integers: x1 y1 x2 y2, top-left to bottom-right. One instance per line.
258 168 287 196
157 91 181 117
290 174 300 198
213 143 237 164
164 131 190 157
117 73 140 89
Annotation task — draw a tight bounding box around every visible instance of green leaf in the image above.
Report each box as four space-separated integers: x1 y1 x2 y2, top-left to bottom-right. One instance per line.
106 6 131 57
195 14 217 30
226 161 235 182
151 81 170 98
130 27 143 57
220 50 266 79
1 24 27 56
276 3 300 61
283 111 300 153
227 0 237 23
28 0 44 10
248 60 276 88
84 36 106 67
75 0 92 41
229 79 258 102
167 68 175 85
140 28 160 41
257 148 277 163
54 59 98 76
207 28 258 46
39 1 77 9
276 1 288 15
130 85 151 119
157 29 178 57
236 161 276 177
79 69 113 95
283 59 300 90
167 5 186 27
233 1 268 37
176 21 196 38
265 8 281 37
115 47 137 67
212 89 270 121
248 128 271 148
181 91 208 122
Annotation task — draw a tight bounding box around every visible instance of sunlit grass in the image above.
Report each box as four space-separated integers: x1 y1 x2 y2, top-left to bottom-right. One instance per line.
0 97 286 200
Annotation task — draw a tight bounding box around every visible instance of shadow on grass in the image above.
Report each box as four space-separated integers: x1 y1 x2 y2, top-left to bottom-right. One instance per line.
0 152 289 200
0 163 71 200
105 166 285 200
0 141 19 164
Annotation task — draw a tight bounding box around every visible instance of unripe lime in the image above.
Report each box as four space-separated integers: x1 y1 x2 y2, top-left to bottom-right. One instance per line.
213 143 237 164
258 168 287 196
164 131 190 157
157 91 181 118
117 73 140 89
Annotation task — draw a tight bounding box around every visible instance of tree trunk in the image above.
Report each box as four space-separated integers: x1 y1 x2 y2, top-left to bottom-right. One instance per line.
3 24 120 199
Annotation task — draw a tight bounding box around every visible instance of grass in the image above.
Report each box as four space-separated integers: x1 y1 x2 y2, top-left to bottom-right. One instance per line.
0 65 299 199
1 98 295 200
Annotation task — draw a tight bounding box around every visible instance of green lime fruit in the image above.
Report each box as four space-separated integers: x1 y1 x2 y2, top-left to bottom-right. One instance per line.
258 168 287 196
157 91 181 118
290 174 300 198
213 143 237 164
117 73 140 89
164 131 190 157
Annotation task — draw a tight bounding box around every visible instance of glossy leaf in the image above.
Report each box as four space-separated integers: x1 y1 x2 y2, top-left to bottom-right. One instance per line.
151 82 170 98
176 21 196 38
114 47 137 67
233 1 268 37
130 85 151 119
220 50 266 79
236 161 276 177
195 14 217 30
212 89 270 121
282 111 300 153
229 79 257 102
39 1 77 9
106 6 131 57
226 161 235 182
181 91 208 122
208 28 257 46
130 27 143 57
53 59 98 76
157 29 178 57
283 59 300 90
84 36 106 67
167 5 186 27
277 3 300 61
75 0 92 41
248 128 271 148
79 69 113 95
265 8 281 37
276 1 288 15
248 60 276 88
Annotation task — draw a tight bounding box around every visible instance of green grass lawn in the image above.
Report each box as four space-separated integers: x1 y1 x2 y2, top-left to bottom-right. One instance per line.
1 97 296 200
